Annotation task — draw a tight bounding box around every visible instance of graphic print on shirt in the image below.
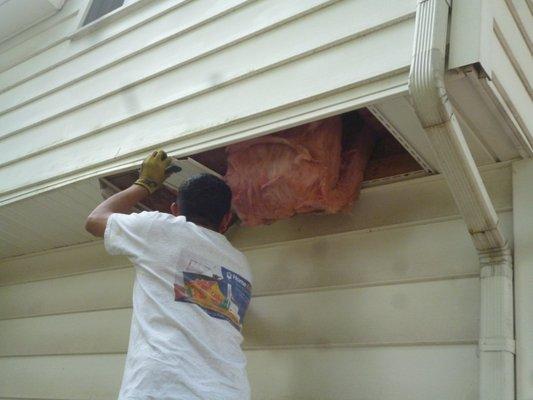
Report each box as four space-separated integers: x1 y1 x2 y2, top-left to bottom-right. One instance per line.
173 251 252 331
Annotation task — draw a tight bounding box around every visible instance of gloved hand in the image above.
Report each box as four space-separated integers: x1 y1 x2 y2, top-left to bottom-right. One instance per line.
134 150 172 194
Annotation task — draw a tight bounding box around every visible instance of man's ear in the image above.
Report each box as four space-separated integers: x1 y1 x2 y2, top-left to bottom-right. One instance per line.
170 202 180 216
219 211 233 234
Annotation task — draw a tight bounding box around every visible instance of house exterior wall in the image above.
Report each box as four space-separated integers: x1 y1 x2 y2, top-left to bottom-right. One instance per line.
449 0 532 155
0 163 513 399
0 0 416 205
513 158 533 400
0 0 528 398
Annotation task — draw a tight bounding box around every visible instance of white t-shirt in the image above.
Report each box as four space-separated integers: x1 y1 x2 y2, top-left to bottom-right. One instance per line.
104 211 252 400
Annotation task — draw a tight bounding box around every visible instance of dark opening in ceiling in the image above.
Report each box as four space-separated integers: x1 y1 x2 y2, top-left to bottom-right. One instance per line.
101 108 424 215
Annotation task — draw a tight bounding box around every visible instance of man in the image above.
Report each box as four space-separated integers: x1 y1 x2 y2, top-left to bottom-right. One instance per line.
85 150 252 400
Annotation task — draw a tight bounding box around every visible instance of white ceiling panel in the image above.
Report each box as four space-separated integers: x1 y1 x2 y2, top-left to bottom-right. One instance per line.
373 80 522 173
369 96 440 173
0 177 100 259
0 158 223 259
446 73 522 162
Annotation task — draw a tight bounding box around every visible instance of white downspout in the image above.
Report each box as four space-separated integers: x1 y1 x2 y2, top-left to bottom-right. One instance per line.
408 1 515 399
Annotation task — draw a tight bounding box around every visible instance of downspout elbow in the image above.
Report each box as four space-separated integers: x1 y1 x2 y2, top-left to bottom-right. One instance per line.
408 0 507 252
408 0 453 130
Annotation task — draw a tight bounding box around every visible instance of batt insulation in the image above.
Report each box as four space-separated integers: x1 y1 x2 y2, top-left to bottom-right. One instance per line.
225 115 375 226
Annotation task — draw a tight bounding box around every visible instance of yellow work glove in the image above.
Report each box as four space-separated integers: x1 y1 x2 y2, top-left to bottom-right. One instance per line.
134 150 173 194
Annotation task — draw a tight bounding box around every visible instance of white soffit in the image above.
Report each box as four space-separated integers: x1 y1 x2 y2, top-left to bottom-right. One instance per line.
369 96 440 173
0 177 101 260
0 161 515 261
0 158 223 259
446 72 522 163
0 0 64 44
371 85 522 172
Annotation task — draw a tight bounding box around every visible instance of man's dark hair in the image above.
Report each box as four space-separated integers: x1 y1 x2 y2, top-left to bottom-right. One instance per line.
176 173 232 229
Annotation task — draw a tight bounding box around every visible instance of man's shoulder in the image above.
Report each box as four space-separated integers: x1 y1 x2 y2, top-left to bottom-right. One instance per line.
135 211 176 222
116 211 181 230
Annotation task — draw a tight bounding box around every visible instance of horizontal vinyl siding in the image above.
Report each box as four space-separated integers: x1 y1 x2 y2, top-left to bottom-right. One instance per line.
0 0 183 88
0 205 514 399
0 278 479 356
0 218 486 319
0 0 417 203
0 0 82 73
0 346 479 400
448 0 531 159
485 0 532 143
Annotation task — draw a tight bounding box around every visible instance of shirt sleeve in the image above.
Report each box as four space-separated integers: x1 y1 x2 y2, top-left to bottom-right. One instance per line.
104 211 156 257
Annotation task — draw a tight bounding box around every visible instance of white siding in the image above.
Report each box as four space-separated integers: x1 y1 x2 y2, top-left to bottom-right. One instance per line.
0 165 514 399
0 347 480 400
449 0 532 151
0 347 479 400
0 0 417 204
0 1 522 397
513 158 533 399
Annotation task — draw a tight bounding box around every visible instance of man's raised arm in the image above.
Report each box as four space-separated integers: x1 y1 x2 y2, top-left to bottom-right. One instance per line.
85 150 173 237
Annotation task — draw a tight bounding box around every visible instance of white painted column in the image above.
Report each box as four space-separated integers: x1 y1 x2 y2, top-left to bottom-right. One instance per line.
479 247 515 400
513 158 533 400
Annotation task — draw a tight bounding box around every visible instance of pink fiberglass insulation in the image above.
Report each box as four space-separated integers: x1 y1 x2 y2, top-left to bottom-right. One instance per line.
225 114 375 226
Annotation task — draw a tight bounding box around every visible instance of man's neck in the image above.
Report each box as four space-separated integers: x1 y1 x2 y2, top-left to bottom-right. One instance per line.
186 217 218 233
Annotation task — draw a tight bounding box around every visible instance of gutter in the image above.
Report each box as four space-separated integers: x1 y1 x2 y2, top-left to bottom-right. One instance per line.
408 1 515 399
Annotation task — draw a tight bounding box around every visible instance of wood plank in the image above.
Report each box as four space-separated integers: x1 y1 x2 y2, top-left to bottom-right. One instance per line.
0 278 479 356
0 20 414 197
0 345 478 399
